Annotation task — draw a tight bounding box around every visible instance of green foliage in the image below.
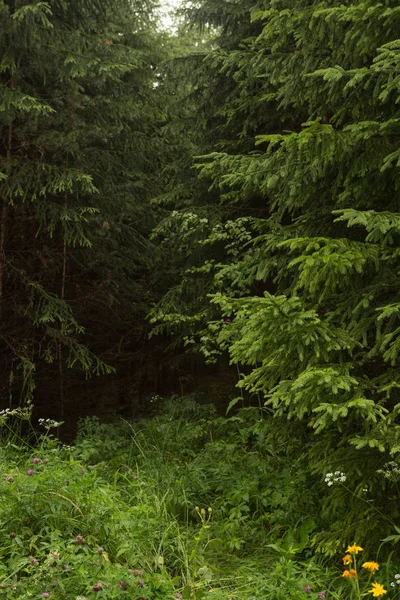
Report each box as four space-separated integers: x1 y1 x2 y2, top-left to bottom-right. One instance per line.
148 0 400 554
2 399 400 598
0 0 166 408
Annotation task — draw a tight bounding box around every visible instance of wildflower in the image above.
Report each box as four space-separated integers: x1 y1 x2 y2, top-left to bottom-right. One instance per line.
9 532 16 538
43 459 49 464
133 475 138 481
343 569 357 579
27 469 35 476
175 594 183 599
346 544 363 554
368 582 387 597
97 547 104 554
117 581 128 590
41 594 50 598
38 418 64 429
140 481 145 487
362 562 379 573
131 569 140 576
50 552 59 560
137 579 144 587
395 574 400 580
304 584 312 593
92 582 103 592
28 556 38 565
342 554 352 565
325 471 346 485
318 593 326 599
32 458 41 464
75 535 86 544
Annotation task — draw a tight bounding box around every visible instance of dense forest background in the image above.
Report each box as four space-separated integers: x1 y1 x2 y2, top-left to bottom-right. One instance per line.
2 0 400 586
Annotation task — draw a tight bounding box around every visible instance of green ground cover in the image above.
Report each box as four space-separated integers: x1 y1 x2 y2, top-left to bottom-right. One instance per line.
0 397 398 599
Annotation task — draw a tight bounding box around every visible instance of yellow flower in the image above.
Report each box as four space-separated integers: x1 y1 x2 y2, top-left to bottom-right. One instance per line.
342 554 352 565
362 562 379 573
368 582 387 597
346 544 364 554
343 569 357 579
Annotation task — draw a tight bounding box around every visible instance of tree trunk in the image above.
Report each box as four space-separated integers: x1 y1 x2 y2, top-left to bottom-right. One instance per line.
0 72 14 319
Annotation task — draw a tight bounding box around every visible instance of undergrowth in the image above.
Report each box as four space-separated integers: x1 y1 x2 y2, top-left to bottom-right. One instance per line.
0 396 398 599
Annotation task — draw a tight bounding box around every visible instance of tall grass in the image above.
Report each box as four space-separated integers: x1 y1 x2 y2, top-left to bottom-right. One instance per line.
0 396 397 599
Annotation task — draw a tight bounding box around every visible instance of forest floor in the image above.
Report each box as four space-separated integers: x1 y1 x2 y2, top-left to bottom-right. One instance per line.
0 397 395 600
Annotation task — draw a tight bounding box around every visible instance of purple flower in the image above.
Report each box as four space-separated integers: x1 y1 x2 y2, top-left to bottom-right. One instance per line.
27 469 35 476
32 458 41 464
318 593 327 599
93 582 103 592
117 581 129 590
137 579 144 587
50 552 59 560
133 475 139 481
304 585 313 593
224 318 231 323
41 594 50 598
131 569 140 576
75 534 86 544
175 594 183 600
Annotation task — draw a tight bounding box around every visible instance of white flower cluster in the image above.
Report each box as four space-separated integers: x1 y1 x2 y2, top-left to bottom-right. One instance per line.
38 418 64 429
390 574 400 587
0 406 32 424
0 408 17 416
377 461 400 482
325 471 346 486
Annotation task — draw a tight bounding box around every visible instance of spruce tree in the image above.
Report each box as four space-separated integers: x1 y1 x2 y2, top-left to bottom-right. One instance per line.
152 0 400 551
0 0 162 415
